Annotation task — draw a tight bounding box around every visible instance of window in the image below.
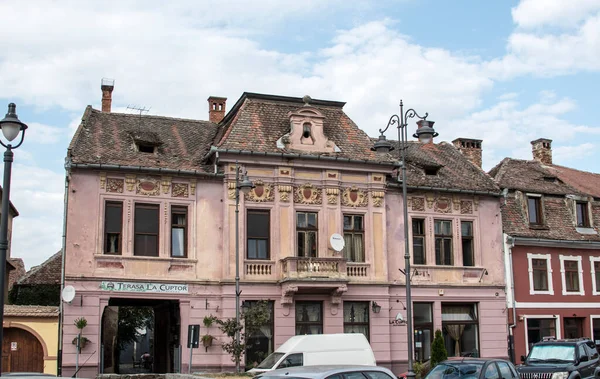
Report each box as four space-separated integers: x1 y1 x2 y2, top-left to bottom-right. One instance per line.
576 202 590 227
442 304 479 357
564 318 584 339
532 259 549 291
134 203 159 257
364 372 396 379
497 361 518 379
527 253 554 295
528 196 542 225
560 255 584 295
435 220 453 265
104 201 123 254
247 210 270 260
297 212 318 258
343 302 369 340
592 318 600 347
461 221 474 266
414 303 434 362
412 219 426 265
526 318 556 349
592 257 600 295
343 215 365 262
171 206 187 257
295 301 322 335
277 353 303 369
244 300 274 369
484 363 499 379
137 143 155 153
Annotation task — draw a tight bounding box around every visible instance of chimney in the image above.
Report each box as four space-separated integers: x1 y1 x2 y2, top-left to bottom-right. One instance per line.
101 78 115 113
453 138 483 168
531 138 552 165
208 96 227 123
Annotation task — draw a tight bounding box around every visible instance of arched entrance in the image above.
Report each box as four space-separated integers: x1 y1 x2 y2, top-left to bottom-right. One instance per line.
2 327 44 372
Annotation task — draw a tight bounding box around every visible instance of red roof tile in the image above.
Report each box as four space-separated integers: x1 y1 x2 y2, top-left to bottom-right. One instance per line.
3 305 59 317
18 251 61 285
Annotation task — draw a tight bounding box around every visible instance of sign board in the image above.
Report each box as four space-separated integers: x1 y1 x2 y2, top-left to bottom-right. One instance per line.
415 342 422 348
100 281 189 294
11 342 17 351
187 325 200 348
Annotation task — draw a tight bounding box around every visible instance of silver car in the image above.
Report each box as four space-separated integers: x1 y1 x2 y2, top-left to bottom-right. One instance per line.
255 365 398 379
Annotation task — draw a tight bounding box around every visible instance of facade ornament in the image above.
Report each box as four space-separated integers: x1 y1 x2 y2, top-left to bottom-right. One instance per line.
127 200 132 223
190 181 196 196
99 172 107 189
245 180 274 202
474 196 480 211
172 183 189 198
294 183 322 205
434 197 452 213
331 284 348 304
161 176 172 194
371 191 385 207
460 200 473 214
453 195 461 211
281 284 299 305
136 176 161 196
426 193 435 209
326 188 339 205
227 182 236 199
341 186 368 207
106 178 124 193
411 197 425 212
125 174 136 192
278 185 293 202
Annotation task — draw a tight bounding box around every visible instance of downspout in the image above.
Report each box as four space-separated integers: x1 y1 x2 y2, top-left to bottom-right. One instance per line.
506 234 517 363
57 156 71 376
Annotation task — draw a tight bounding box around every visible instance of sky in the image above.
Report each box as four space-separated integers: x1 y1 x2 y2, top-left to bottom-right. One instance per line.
0 0 599 269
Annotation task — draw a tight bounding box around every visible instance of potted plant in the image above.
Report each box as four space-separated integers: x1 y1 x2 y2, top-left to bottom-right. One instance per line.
72 317 89 351
201 334 214 348
202 315 217 351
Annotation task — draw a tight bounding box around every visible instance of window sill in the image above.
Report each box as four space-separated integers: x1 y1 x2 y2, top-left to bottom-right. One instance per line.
562 291 585 296
530 290 554 295
94 254 197 264
576 227 597 235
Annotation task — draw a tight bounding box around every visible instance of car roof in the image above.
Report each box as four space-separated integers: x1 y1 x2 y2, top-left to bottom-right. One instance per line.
259 365 394 378
441 358 514 365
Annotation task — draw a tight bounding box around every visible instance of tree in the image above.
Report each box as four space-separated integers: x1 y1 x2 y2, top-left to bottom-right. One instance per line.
430 329 448 368
117 306 154 352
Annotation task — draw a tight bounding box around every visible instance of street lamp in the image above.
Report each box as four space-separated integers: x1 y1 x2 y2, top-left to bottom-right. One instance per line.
234 161 254 373
0 103 27 375
371 100 437 379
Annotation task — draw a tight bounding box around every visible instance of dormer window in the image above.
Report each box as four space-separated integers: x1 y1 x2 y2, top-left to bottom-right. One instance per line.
527 195 542 225
425 168 438 176
137 143 156 154
576 201 590 227
301 122 314 145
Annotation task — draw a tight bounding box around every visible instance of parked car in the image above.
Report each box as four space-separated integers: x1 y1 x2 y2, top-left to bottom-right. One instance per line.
423 358 519 379
247 333 376 374
517 337 600 379
254 364 397 379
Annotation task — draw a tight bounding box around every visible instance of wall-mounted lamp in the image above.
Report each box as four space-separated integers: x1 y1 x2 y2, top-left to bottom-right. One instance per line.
478 268 489 282
372 301 382 314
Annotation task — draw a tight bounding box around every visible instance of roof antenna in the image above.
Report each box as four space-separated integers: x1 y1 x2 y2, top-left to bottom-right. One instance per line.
126 104 151 116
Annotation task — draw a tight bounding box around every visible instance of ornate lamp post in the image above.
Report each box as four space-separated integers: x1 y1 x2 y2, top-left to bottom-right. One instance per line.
0 103 28 375
371 100 437 379
234 161 254 373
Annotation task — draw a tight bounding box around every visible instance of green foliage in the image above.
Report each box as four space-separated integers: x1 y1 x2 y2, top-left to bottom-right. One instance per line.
413 361 426 379
430 329 448 369
8 284 60 306
116 306 154 352
203 315 217 328
74 317 88 330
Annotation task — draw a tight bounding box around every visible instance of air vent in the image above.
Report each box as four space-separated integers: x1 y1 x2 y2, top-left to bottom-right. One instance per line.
137 143 156 154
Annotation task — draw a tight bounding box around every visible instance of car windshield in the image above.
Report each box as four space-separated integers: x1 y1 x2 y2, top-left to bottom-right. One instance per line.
528 345 575 362
256 352 285 369
426 363 484 379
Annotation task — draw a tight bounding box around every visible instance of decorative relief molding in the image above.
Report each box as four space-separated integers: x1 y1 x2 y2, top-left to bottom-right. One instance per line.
227 182 236 199
106 178 124 193
474 196 480 211
281 284 298 305
125 175 136 192
127 200 132 223
164 202 168 224
411 197 425 211
371 191 385 207
294 183 322 205
99 172 107 189
190 181 196 196
326 170 339 179
172 183 189 198
434 197 452 213
326 188 339 205
426 193 435 209
341 186 368 207
460 200 473 214
279 167 291 176
372 174 384 183
245 180 274 202
161 176 172 194
278 185 293 202
453 195 460 211
136 177 161 196
331 284 348 305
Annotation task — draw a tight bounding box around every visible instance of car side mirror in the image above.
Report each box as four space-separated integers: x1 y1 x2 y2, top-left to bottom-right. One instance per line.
520 355 526 363
580 355 589 362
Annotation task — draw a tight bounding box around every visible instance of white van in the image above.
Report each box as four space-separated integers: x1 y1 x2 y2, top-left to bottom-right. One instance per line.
247 333 376 374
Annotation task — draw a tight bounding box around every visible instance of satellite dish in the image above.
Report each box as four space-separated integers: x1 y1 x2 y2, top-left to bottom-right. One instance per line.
61 285 76 303
330 233 345 252
395 312 404 322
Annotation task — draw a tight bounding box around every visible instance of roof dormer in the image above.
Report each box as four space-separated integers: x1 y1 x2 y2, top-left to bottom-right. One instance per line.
277 95 340 153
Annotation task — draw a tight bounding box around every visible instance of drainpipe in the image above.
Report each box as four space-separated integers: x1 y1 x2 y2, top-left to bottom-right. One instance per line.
506 234 517 363
57 156 71 376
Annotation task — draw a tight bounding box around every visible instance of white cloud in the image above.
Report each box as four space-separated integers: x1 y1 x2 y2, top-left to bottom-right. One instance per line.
511 0 600 29
22 122 66 145
553 143 596 163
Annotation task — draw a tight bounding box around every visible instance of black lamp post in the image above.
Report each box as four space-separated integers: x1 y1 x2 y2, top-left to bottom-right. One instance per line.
234 161 254 373
0 103 28 375
371 100 437 379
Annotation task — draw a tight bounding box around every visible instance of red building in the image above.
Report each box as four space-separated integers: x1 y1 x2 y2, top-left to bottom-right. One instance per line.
490 138 600 362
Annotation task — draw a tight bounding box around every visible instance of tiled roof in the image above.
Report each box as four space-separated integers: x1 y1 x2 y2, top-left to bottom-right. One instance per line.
8 258 25 291
548 164 600 198
3 305 59 317
68 107 219 172
17 251 61 285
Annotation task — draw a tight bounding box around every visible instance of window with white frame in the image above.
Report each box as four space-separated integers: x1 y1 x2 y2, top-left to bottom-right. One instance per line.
590 257 600 295
527 253 553 295
559 255 584 295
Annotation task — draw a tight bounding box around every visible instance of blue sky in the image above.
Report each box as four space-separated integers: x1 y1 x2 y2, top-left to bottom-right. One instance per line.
0 0 599 268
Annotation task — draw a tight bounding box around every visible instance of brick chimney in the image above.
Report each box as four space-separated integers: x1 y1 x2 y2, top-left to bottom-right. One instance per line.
101 78 115 113
531 138 552 165
208 96 227 123
453 138 483 168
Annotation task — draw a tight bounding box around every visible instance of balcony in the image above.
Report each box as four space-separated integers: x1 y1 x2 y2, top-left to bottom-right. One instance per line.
280 257 348 280
411 265 488 284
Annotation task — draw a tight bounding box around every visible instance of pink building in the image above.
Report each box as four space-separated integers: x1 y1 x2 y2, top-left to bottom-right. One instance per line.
61 83 507 376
